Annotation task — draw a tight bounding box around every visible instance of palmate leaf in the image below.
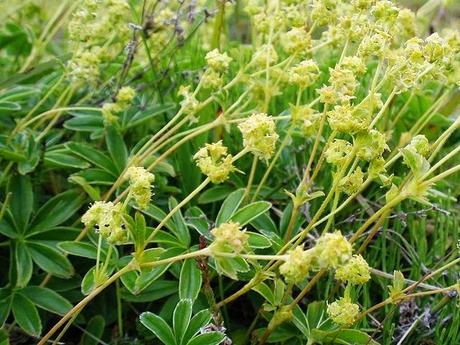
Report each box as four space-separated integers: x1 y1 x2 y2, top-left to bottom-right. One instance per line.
230 201 272 226
11 293 41 337
182 310 212 342
105 124 128 173
185 332 225 345
179 259 202 302
14 241 33 287
140 312 176 345
173 299 193 345
27 189 84 236
21 286 72 315
7 174 33 232
28 242 73 278
216 188 245 225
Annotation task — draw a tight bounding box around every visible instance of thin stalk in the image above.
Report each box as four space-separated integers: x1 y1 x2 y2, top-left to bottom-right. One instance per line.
145 178 211 244
244 157 258 203
251 125 293 202
38 263 135 345
369 88 396 128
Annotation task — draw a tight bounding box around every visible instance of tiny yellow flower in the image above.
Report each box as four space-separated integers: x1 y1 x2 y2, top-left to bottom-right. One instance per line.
279 246 313 284
327 295 360 326
193 141 237 184
238 113 279 161
210 222 248 253
125 167 155 209
314 230 352 269
335 254 371 285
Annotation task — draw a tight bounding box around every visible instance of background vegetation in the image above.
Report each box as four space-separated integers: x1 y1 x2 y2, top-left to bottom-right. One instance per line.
0 0 459 345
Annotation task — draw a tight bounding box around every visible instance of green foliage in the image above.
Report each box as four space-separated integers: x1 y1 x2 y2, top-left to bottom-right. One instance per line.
0 0 459 345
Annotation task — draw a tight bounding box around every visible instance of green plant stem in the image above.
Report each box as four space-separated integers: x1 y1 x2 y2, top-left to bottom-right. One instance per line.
145 177 211 244
350 194 406 243
51 312 80 345
424 164 460 185
369 88 396 128
357 285 457 323
116 280 123 337
251 125 293 202
211 0 226 49
391 89 415 127
244 156 258 203
410 89 451 135
301 106 329 186
38 263 135 345
403 257 460 293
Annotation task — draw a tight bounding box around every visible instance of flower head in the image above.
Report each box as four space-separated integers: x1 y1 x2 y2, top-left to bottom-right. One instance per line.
210 222 248 253
82 201 127 244
283 27 312 54
325 139 353 166
125 167 155 209
205 49 232 72
279 246 313 284
238 113 279 161
194 141 237 184
288 59 320 89
327 295 360 326
335 254 371 285
314 230 352 269
339 167 364 196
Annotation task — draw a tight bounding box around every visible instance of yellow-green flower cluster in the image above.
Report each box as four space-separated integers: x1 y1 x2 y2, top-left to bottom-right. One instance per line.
82 201 127 244
279 230 357 283
125 167 155 209
328 103 370 133
178 85 201 116
279 246 314 284
327 295 360 326
102 86 136 123
339 167 364 196
355 130 389 161
193 141 236 184
238 113 279 161
288 60 320 89
291 105 322 136
210 222 248 254
325 139 353 166
205 49 232 72
68 0 131 82
315 230 353 269
202 49 233 89
283 27 312 54
335 254 371 285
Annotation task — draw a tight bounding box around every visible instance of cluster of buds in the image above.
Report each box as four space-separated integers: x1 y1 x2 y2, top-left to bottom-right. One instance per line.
238 112 279 161
125 166 155 209
327 294 360 326
102 86 136 123
282 27 312 54
178 85 201 117
335 254 371 285
210 222 249 254
82 201 127 244
202 49 233 90
339 167 364 196
287 60 320 89
280 230 366 283
279 246 314 284
325 139 353 166
193 141 237 184
68 0 131 82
